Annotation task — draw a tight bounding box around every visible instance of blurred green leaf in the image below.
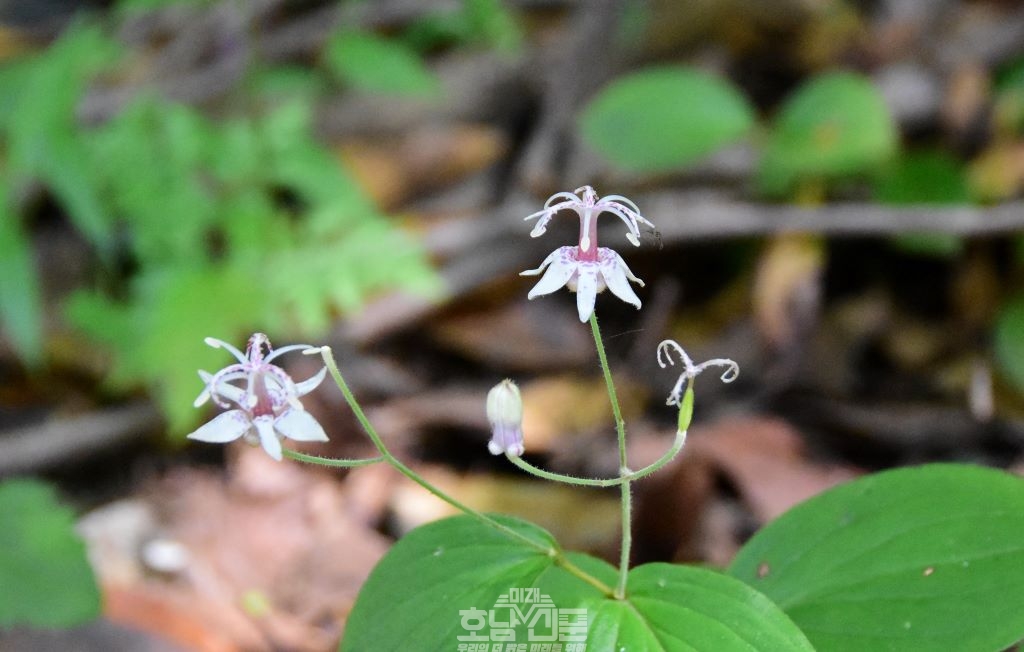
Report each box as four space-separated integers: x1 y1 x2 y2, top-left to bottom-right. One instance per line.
64 97 439 432
995 294 1024 394
0 57 35 133
68 265 263 432
874 151 970 206
874 151 970 257
890 233 963 258
0 184 43 365
758 71 898 197
0 479 100 628
115 0 211 14
244 66 327 108
325 31 440 97
6 23 118 254
89 98 214 264
404 0 523 53
579 66 755 172
461 0 522 52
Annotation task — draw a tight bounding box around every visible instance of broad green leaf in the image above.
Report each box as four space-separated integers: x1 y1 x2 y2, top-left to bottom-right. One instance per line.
342 515 813 651
580 67 755 172
341 515 563 650
325 31 440 97
759 71 897 197
0 479 100 627
729 464 1024 652
996 295 1024 394
585 564 814 651
0 184 43 365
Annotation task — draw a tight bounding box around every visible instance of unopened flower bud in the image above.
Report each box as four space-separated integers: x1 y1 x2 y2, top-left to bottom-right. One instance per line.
486 379 524 456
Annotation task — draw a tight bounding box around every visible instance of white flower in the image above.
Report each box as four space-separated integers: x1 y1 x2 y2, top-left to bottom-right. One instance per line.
486 379 524 456
188 333 328 461
521 246 644 322
520 186 654 321
657 339 739 406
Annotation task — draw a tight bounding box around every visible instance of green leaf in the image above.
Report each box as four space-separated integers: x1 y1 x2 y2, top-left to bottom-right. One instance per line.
7 24 118 253
342 515 562 650
729 464 1024 652
874 151 971 206
461 0 522 52
890 233 963 258
759 71 898 197
592 565 814 651
580 66 755 172
325 31 440 97
0 184 43 365
0 479 100 627
996 295 1024 394
89 98 215 264
876 151 970 257
342 515 813 651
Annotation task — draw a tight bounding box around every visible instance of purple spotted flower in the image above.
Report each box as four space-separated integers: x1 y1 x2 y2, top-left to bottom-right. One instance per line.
520 186 654 322
188 333 328 461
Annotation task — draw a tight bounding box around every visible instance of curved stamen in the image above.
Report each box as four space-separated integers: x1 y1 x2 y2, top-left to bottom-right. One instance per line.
205 337 247 364
657 339 739 406
206 363 247 408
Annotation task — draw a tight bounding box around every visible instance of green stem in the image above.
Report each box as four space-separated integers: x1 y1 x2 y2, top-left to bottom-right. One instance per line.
589 313 632 600
282 450 385 467
505 428 686 487
307 346 615 597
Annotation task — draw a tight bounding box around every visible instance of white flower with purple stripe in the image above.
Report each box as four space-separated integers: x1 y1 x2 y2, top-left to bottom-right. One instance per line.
188 333 328 461
520 186 653 322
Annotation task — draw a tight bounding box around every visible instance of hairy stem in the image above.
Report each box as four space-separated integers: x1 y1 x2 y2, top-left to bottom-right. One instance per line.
505 428 686 487
589 314 632 600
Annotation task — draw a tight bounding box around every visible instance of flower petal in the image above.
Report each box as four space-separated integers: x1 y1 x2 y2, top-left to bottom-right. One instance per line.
519 248 559 276
253 415 283 461
601 253 642 310
187 410 251 443
526 250 578 299
274 408 329 442
574 265 599 322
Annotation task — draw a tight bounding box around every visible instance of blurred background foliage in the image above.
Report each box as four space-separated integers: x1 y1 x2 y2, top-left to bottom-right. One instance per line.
4 0 1024 431
5 0 1024 645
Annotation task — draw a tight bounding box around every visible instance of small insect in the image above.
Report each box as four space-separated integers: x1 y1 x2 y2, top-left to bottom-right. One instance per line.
642 227 664 250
